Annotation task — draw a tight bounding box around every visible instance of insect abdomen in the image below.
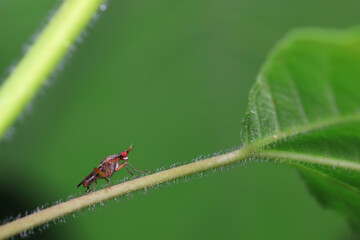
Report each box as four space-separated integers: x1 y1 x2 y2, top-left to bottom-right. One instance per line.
77 172 96 187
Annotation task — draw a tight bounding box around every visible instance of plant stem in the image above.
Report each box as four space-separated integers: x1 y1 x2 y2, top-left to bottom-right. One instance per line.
0 148 251 239
0 0 104 139
2 113 360 238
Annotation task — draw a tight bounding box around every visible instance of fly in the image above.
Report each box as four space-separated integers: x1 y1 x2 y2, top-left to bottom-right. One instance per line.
77 145 150 194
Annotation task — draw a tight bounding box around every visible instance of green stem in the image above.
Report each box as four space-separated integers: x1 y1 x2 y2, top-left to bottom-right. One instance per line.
0 148 250 239
2 112 360 238
0 0 104 139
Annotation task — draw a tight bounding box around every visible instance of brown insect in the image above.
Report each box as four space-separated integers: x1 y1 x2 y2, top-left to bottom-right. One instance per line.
77 145 150 194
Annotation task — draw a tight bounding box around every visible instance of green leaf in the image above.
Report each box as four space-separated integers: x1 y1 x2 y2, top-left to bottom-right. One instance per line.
241 27 360 231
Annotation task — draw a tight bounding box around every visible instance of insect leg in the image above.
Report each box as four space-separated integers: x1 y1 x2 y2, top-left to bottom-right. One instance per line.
115 162 134 178
94 168 108 178
107 176 111 188
94 167 111 188
115 162 128 171
125 165 137 178
127 162 150 173
125 165 149 192
106 163 112 188
84 186 90 195
90 180 97 192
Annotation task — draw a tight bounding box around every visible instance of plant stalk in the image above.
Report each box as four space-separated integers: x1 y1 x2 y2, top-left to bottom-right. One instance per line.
0 148 249 239
2 111 360 238
0 0 104 139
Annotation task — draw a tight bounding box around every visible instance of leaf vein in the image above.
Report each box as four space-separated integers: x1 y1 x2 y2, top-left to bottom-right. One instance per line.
256 150 360 172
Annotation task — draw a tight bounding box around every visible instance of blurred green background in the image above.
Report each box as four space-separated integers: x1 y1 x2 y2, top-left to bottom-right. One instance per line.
0 0 359 239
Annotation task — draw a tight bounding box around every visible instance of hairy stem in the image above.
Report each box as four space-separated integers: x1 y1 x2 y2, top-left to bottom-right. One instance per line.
0 148 250 239
2 113 360 238
0 0 104 139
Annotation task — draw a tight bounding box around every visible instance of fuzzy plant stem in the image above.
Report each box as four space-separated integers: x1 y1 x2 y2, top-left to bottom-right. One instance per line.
0 148 250 239
2 132 360 239
2 111 360 238
0 0 104 139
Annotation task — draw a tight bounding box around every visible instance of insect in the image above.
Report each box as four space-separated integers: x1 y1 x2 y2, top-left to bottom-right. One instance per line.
77 145 150 194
